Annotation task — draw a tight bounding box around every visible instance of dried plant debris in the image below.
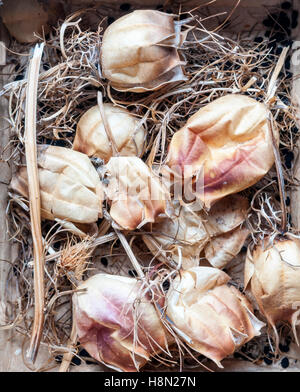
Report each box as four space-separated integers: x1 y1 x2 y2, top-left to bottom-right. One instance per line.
1 2 299 372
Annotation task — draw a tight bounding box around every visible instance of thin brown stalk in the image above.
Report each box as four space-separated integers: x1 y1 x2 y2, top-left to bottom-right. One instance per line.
24 43 45 363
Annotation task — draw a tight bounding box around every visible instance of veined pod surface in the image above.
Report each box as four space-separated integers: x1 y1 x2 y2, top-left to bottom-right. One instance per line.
245 237 300 345
166 267 264 367
105 156 170 230
10 145 103 225
73 273 170 372
100 10 187 92
143 194 249 269
73 104 145 162
165 94 277 208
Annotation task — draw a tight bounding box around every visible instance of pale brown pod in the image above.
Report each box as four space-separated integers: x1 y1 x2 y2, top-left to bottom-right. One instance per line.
73 273 170 372
0 0 63 43
10 145 103 226
100 10 187 92
166 267 265 367
244 237 300 345
165 94 277 208
73 104 146 163
105 156 170 230
143 194 249 269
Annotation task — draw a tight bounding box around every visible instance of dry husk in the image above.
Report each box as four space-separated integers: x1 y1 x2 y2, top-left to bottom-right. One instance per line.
244 236 300 346
105 156 170 230
73 103 146 163
143 194 249 269
10 145 103 226
73 273 170 372
166 267 265 368
0 0 63 43
100 10 187 92
165 94 277 208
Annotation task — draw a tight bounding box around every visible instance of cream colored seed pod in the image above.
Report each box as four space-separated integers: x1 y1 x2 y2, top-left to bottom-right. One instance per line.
73 273 171 372
143 194 249 269
245 237 300 345
10 145 103 226
73 104 145 162
165 94 277 208
166 267 265 367
100 10 187 92
105 156 170 230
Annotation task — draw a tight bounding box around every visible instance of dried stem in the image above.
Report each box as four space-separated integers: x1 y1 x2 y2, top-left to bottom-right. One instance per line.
25 43 45 363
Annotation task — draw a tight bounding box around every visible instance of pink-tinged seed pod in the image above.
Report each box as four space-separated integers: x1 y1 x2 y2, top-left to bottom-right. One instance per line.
244 237 300 345
73 104 146 163
165 94 277 208
166 267 265 367
105 156 170 230
100 10 187 92
73 273 170 372
143 194 249 269
10 145 103 225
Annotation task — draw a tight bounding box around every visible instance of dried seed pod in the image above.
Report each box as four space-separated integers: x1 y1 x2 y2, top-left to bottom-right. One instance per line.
165 94 276 208
105 156 170 230
143 194 249 269
100 10 187 92
0 0 63 43
166 267 264 367
73 104 146 163
73 273 170 372
10 145 103 225
244 237 300 345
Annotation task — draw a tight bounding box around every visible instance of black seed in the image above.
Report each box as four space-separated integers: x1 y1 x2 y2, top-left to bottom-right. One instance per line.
273 32 286 41
120 3 131 11
107 16 115 25
265 30 271 37
264 345 270 355
285 56 291 69
100 257 108 267
71 356 81 366
55 355 63 363
14 74 24 81
264 357 273 365
163 279 170 291
285 196 290 206
279 343 290 353
281 1 291 10
292 10 299 29
128 269 137 277
284 151 294 169
43 62 50 71
281 357 289 368
254 36 264 43
241 246 247 252
263 18 273 28
278 12 290 28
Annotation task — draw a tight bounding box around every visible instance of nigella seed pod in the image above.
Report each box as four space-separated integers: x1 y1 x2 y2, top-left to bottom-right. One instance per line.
166 267 265 367
73 273 171 372
165 94 277 208
10 145 103 228
105 156 170 230
244 236 300 345
100 10 187 92
143 194 249 269
73 104 146 163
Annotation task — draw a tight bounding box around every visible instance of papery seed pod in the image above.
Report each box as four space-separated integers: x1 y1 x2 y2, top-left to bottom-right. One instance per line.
100 10 187 92
73 104 146 163
244 236 300 345
105 156 170 230
165 94 277 208
0 0 63 43
143 194 249 269
10 145 103 225
166 267 265 367
73 273 170 372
